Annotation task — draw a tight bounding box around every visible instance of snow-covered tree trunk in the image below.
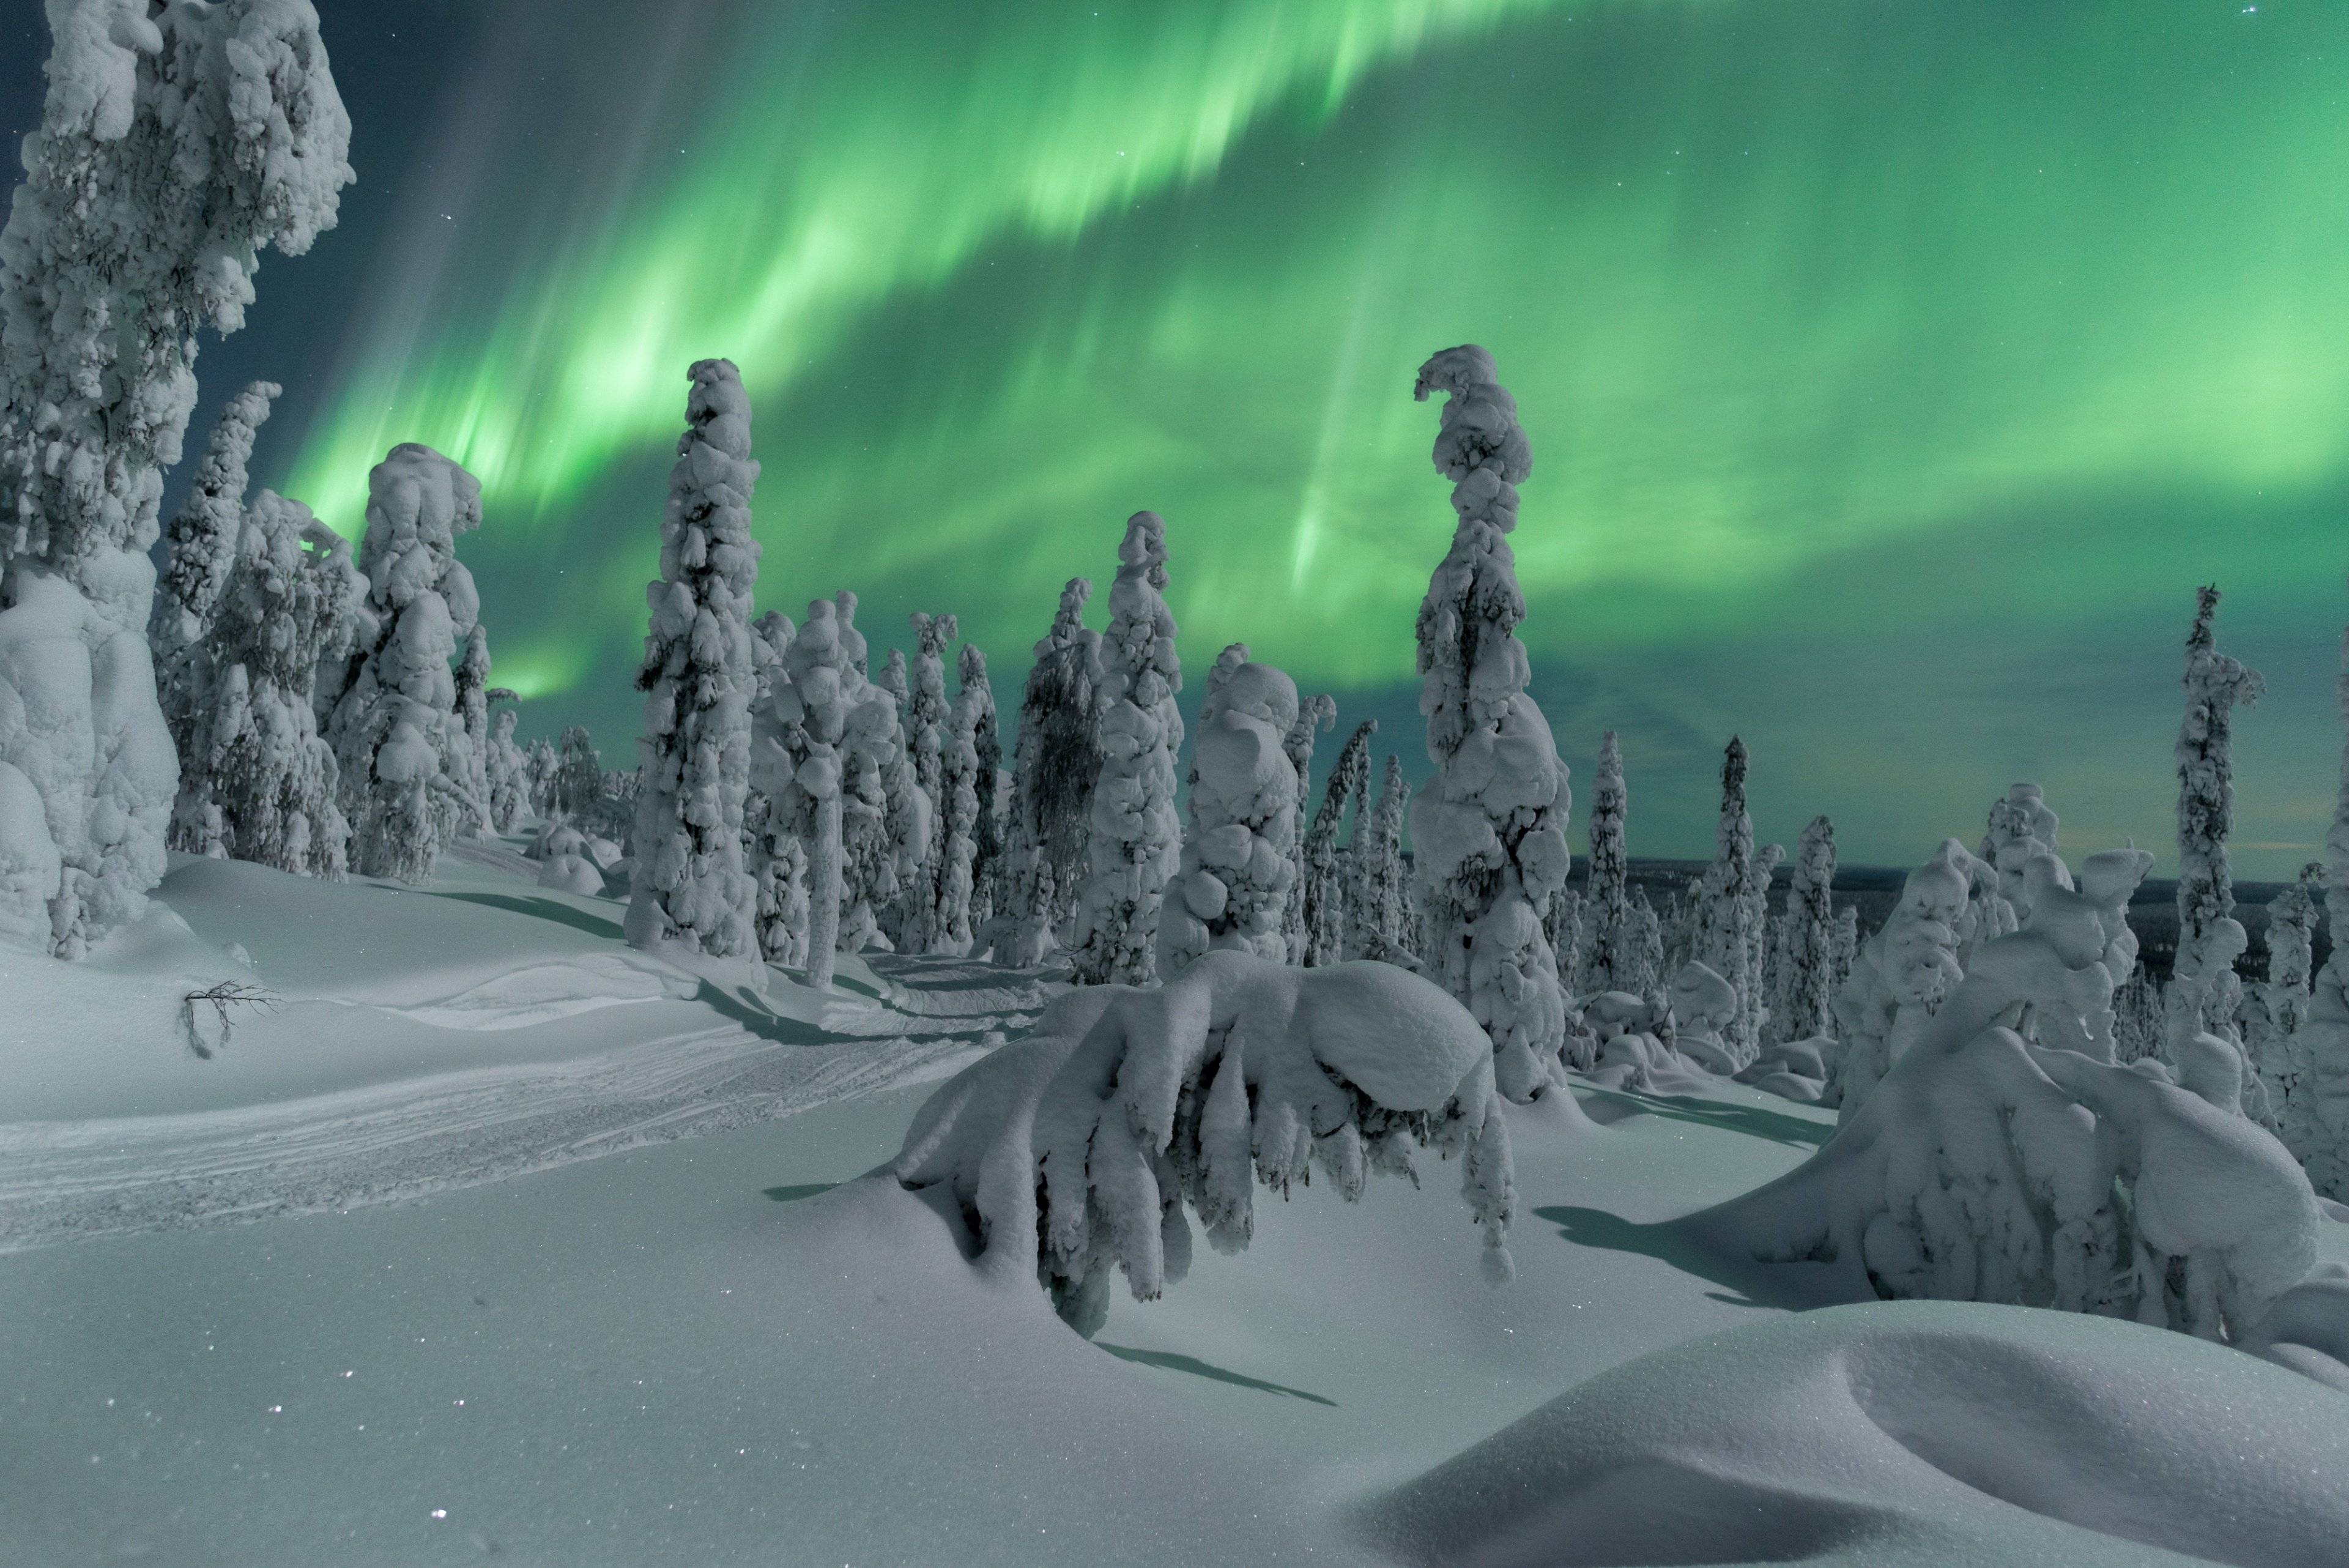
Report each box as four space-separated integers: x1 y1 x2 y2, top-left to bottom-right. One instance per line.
1406 346 1573 1104
1159 644 1299 976
0 0 351 954
153 381 278 772
1690 738 1765 1067
172 489 349 877
486 709 528 833
1005 577 1102 964
1579 730 1631 993
2167 585 2265 1080
1302 719 1375 967
326 445 482 883
1279 693 1335 963
2298 594 2349 1200
625 359 762 962
1772 816 1838 1043
1066 511 1182 986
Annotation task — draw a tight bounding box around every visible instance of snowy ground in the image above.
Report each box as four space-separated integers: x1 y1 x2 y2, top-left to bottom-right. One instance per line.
4 847 2346 1566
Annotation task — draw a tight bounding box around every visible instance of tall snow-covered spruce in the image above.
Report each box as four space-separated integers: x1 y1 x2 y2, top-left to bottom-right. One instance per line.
626 359 762 963
2300 588 2349 1200
1003 578 1102 965
1159 644 1300 975
1407 346 1573 1103
1302 719 1376 967
1772 815 1838 1044
1579 730 1632 995
2167 585 2264 1072
1690 738 1765 1065
1278 693 1335 963
1066 512 1182 986
0 0 352 954
326 446 482 883
153 381 280 767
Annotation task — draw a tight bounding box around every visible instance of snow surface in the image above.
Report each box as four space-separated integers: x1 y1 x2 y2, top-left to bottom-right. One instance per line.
4 838 2347 1565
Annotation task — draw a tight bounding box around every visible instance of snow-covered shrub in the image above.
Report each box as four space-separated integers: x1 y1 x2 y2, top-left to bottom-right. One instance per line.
1407 346 1573 1104
1159 645 1299 975
892 949 1519 1334
1066 512 1182 986
625 359 761 962
1278 693 1335 963
486 709 528 833
1003 577 1103 965
0 0 351 954
2168 586 2265 1071
1823 839 1984 1118
1688 738 1766 1066
533 823 605 896
169 491 347 875
1666 960 1740 1076
153 381 278 764
325 445 481 883
1771 815 1838 1044
1578 730 1633 994
1697 841 2327 1345
1302 719 1375 967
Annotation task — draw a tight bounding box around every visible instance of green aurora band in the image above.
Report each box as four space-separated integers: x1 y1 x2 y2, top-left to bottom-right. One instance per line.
276 0 2349 874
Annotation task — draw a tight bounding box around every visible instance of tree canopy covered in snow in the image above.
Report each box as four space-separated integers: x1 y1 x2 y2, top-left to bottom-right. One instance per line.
1159 644 1299 975
1003 576 1102 966
1302 718 1375 968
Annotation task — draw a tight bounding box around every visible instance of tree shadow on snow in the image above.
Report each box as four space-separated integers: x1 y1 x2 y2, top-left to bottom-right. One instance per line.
761 1183 838 1203
1533 1205 1847 1311
1574 1085 1831 1151
1096 1344 1338 1407
693 981 828 1046
404 888 625 941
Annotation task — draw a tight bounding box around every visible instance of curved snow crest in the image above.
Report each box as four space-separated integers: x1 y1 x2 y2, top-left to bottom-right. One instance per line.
892 951 1518 1334
1360 1299 2349 1568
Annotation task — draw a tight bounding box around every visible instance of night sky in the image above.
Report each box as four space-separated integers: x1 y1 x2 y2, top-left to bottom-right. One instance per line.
6 0 2344 876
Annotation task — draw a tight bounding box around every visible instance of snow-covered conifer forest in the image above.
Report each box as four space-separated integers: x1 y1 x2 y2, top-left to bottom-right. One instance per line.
2 4 2347 1565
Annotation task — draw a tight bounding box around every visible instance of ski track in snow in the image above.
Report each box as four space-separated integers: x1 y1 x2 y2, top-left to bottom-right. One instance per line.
0 961 1048 1254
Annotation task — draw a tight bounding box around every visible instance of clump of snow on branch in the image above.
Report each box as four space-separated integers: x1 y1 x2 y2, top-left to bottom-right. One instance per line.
325 445 481 883
1066 512 1182 986
1159 645 1300 975
1407 346 1573 1104
0 0 351 954
893 949 1517 1334
625 358 761 963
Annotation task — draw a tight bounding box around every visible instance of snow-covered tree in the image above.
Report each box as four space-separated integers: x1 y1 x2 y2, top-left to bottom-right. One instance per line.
1406 346 1573 1104
2169 585 2265 1063
1772 816 1838 1044
153 381 278 763
1349 752 1414 967
893 951 1518 1334
2248 866 2321 1151
326 445 481 883
303 516 369 729
625 359 761 962
932 643 998 956
1279 693 1335 963
486 708 527 833
1828 904 1859 1001
1302 719 1376 967
1626 885 1665 1001
1159 644 1299 975
1544 887 1584 997
2112 962 2164 1065
447 625 494 841
553 726 602 819
2296 598 2349 1201
1579 730 1633 994
169 489 347 875
1975 784 2060 951
1822 839 1981 1118
0 0 351 954
1066 511 1182 986
1690 738 1765 1066
1003 577 1103 964
960 644 1005 934
894 612 957 951
522 737 558 816
744 609 804 966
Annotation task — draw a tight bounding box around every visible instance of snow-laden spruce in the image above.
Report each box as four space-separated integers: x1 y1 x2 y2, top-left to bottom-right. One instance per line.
153 381 280 769
1579 730 1633 994
959 643 1005 937
892 949 1519 1334
743 609 805 966
325 445 483 883
2298 593 2349 1202
1066 513 1182 986
1695 838 2329 1345
1302 719 1376 967
522 737 558 816
1278 693 1335 963
303 516 370 729
625 359 762 962
169 490 349 876
486 708 528 834
2168 585 2264 1088
1975 783 2060 951
1823 839 1984 1117
2250 864 2322 1149
0 0 351 954
1159 645 1301 976
1688 738 1767 1065
1407 346 1573 1104
930 643 998 956
1002 577 1104 967
896 612 957 953
1771 815 1838 1044
445 625 494 842
552 726 603 820
1349 753 1416 968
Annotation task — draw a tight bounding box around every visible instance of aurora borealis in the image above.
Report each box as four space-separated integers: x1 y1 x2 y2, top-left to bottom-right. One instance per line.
11 0 2345 875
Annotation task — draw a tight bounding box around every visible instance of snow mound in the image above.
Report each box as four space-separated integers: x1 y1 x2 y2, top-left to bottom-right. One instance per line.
894 950 1517 1332
1363 1299 2349 1568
